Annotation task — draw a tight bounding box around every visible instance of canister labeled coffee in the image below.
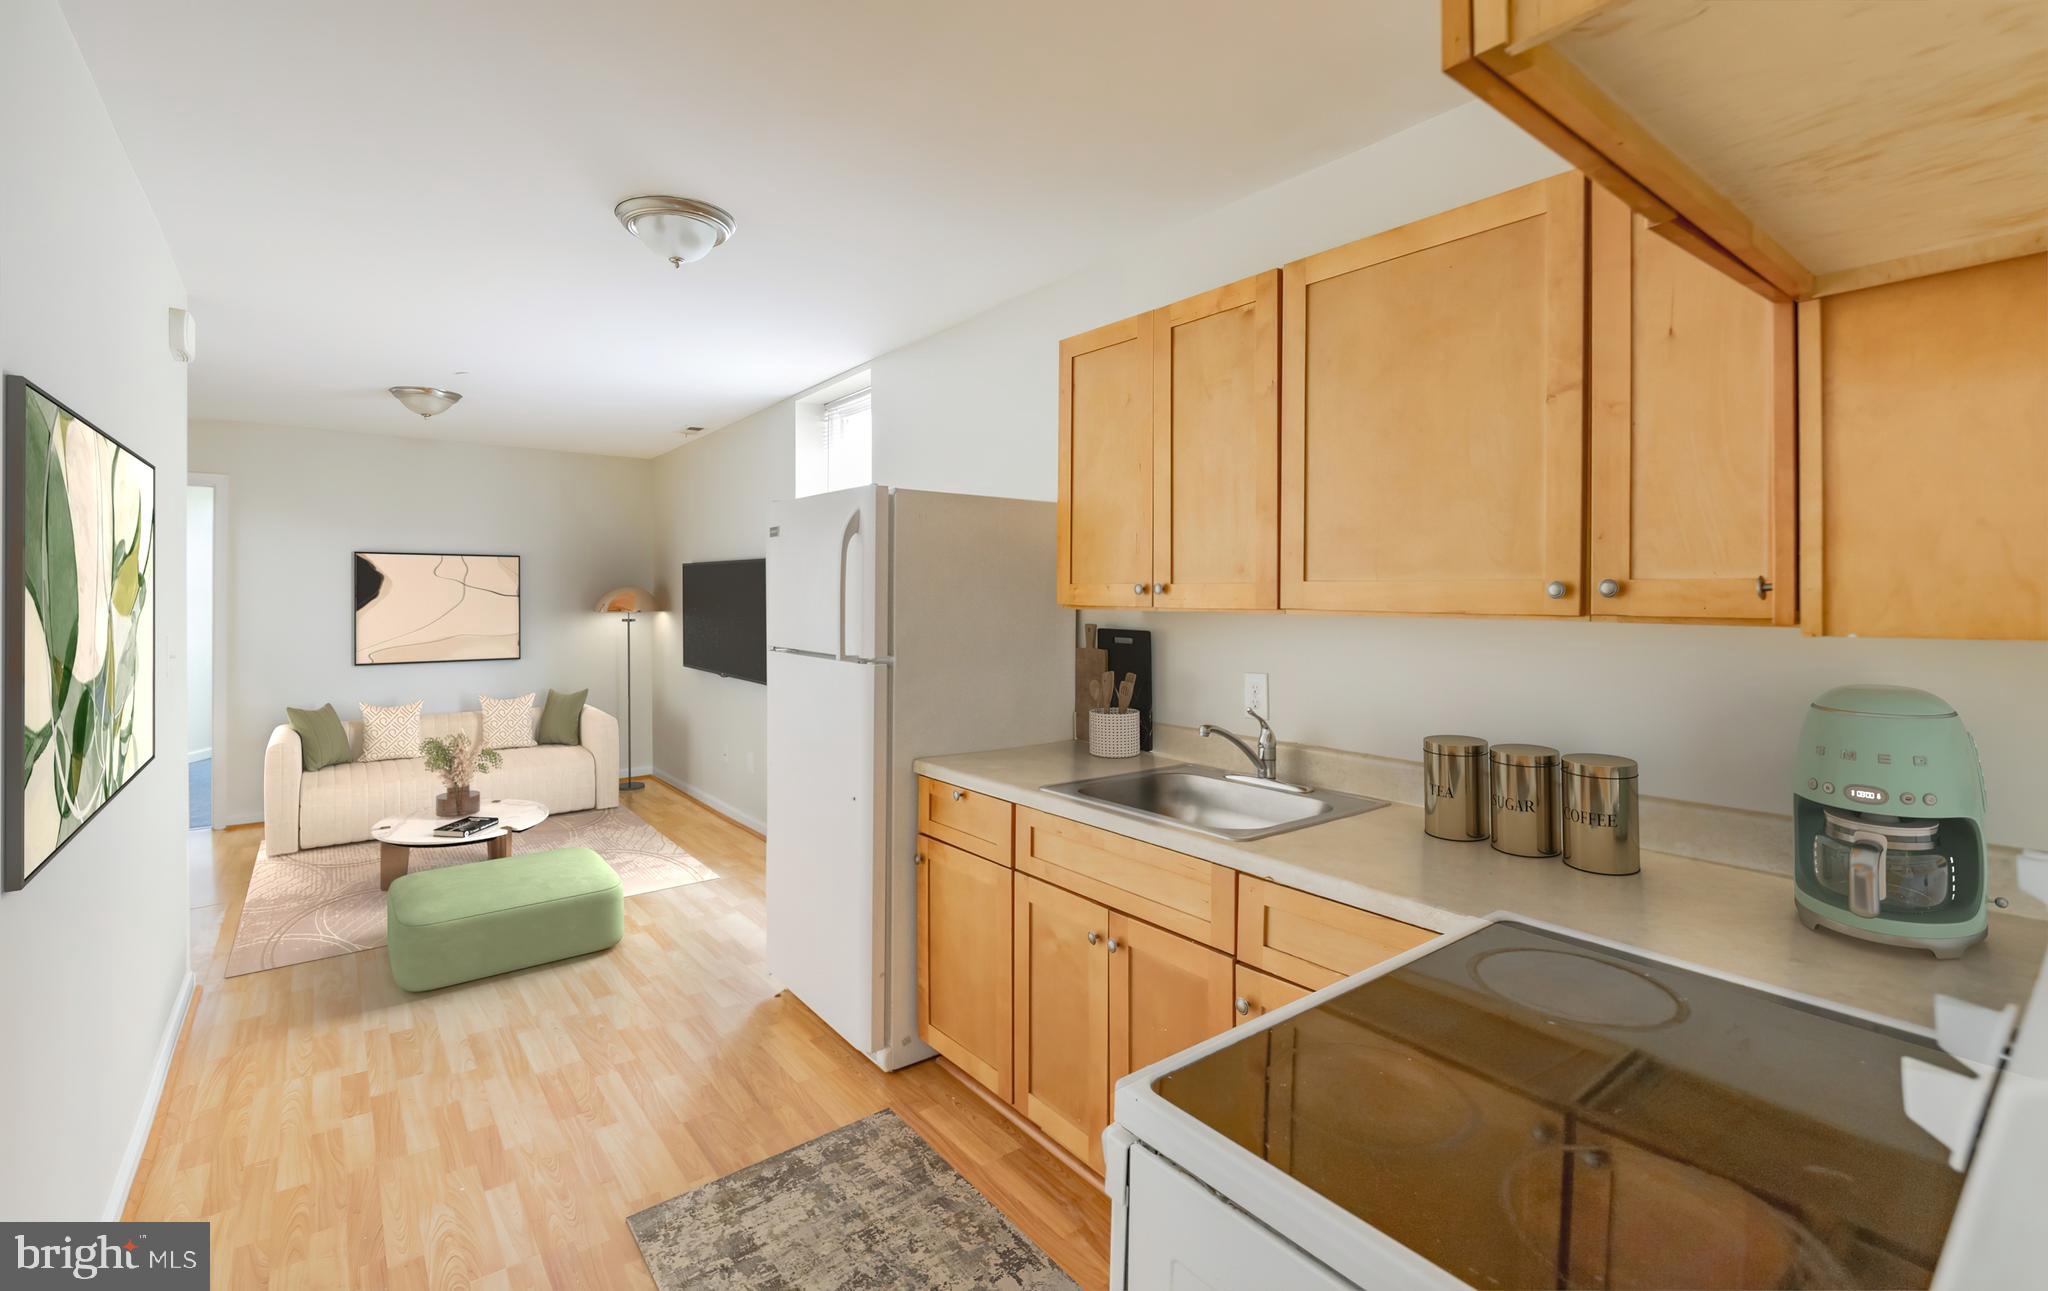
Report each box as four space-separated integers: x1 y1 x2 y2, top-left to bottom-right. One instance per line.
1563 754 1640 875
1423 735 1489 841
1490 744 1560 858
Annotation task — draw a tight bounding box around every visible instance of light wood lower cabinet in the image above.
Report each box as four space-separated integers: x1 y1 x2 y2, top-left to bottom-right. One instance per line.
916 836 1013 1100
1012 874 1112 1170
1232 963 1310 1026
1236 874 1435 990
1015 807 1235 950
919 792 1445 1179
916 776 1013 864
1109 913 1235 1087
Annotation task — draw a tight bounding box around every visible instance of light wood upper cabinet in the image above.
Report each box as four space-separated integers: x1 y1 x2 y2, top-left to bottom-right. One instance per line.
1444 0 2048 300
916 837 1013 1101
1800 254 2048 640
1059 272 1281 610
1589 188 1796 625
1281 174 1588 616
1108 913 1235 1089
1012 874 1111 1170
1058 314 1154 608
1151 271 1281 610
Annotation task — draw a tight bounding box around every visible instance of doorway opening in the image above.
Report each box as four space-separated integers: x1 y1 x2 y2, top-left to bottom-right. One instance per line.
186 482 215 828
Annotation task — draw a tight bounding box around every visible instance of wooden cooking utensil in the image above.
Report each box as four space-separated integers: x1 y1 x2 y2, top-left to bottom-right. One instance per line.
1115 673 1136 713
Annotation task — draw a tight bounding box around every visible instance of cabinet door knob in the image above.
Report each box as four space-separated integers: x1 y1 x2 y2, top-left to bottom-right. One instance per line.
1086 930 1100 945
1756 575 1774 600
1598 578 1621 598
1545 580 1568 599
1152 582 1166 594
950 788 964 801
1133 583 1147 596
1234 997 1252 1016
1106 937 1121 954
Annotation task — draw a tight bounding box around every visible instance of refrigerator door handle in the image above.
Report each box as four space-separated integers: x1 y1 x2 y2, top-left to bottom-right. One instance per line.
837 507 862 662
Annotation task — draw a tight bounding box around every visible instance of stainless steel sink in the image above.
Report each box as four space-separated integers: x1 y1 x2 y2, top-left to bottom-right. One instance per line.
1040 764 1387 841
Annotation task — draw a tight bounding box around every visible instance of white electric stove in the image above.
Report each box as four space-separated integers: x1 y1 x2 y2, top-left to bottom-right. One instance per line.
1107 908 2042 1291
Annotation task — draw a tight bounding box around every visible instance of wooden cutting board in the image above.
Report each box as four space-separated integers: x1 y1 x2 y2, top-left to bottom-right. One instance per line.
1074 646 1108 739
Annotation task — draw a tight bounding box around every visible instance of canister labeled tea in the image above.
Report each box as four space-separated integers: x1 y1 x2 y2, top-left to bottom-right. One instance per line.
1563 754 1640 876
1423 735 1489 841
1490 744 1560 858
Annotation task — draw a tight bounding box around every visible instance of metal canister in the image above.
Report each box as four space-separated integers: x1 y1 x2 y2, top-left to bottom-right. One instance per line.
1423 735 1489 841
1562 754 1641 876
1489 744 1560 858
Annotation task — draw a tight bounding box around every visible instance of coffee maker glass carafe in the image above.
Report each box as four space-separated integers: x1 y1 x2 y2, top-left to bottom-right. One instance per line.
1811 810 1955 916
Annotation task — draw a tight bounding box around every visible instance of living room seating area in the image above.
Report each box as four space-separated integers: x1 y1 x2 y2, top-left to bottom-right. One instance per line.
263 702 620 852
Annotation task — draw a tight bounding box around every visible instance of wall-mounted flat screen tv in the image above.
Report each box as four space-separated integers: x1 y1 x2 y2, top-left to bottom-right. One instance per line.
682 558 766 684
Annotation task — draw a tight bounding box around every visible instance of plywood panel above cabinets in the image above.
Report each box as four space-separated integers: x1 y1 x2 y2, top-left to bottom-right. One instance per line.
1281 174 1588 616
1800 254 2048 640
1444 0 2048 299
1588 187 1796 624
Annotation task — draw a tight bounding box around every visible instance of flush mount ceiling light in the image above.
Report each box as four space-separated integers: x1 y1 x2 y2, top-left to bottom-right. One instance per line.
615 196 737 267
387 386 462 418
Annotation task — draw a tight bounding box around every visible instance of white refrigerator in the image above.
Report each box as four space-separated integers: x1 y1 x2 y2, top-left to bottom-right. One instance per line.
765 485 1073 1070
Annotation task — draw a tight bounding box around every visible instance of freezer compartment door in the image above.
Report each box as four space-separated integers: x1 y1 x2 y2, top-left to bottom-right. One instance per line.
767 484 890 660
766 648 889 1055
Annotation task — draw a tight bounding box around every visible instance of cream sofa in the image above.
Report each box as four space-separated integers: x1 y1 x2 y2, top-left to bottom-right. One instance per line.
263 705 619 852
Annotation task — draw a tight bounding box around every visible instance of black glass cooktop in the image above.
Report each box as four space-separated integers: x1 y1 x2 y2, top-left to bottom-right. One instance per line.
1153 921 1974 1290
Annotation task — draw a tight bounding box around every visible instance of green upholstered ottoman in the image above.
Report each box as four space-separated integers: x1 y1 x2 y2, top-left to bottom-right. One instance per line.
386 846 623 992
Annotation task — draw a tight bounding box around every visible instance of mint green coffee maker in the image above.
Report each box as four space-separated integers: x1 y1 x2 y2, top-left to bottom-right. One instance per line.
1794 685 1987 958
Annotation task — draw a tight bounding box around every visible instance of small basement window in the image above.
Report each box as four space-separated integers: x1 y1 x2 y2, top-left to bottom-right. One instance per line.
795 374 872 497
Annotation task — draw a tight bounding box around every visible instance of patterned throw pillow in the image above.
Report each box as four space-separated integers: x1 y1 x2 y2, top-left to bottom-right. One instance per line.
479 692 538 749
359 700 423 762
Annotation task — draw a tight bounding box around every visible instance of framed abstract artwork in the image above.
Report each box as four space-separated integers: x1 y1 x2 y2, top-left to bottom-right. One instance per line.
4 376 157 891
353 552 521 665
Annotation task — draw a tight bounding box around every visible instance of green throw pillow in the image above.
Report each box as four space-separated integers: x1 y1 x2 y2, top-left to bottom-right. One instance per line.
286 703 355 771
537 688 588 745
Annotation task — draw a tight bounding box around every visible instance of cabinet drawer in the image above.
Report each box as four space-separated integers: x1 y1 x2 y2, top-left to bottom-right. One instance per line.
1232 963 1310 1026
1014 808 1235 951
917 776 1013 864
1236 875 1434 990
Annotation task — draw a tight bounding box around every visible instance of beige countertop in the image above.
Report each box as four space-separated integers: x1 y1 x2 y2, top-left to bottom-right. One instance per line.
914 741 2044 1030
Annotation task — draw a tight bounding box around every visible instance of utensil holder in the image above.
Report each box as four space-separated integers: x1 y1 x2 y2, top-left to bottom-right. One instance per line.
1088 709 1141 759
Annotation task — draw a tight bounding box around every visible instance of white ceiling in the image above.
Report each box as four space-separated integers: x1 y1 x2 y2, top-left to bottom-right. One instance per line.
63 1 1463 457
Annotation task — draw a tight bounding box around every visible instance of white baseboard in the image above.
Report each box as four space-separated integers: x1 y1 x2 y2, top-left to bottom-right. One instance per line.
106 969 195 1220
186 747 210 763
651 766 767 835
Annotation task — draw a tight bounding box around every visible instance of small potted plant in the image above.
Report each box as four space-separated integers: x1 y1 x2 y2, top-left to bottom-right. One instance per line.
420 731 502 817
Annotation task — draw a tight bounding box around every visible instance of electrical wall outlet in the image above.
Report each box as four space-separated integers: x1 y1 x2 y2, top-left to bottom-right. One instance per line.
1244 672 1269 720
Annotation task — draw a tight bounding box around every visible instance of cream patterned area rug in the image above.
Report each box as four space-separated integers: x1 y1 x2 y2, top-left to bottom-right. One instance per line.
224 807 717 977
629 1110 1079 1290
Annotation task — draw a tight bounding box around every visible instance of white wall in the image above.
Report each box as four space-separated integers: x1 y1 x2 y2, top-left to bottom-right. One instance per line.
190 420 654 825
647 400 793 829
649 99 2048 847
0 0 191 1219
185 483 213 758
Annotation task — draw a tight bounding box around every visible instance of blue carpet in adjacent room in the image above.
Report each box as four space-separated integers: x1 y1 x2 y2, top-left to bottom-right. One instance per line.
189 756 211 829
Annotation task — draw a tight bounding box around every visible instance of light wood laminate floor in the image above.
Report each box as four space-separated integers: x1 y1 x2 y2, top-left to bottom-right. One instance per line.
131 782 1111 1288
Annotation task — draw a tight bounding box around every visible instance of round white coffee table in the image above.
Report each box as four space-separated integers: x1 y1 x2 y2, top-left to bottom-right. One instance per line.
370 798 549 890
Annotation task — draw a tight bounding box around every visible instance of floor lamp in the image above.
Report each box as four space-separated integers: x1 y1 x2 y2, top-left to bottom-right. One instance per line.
596 586 659 792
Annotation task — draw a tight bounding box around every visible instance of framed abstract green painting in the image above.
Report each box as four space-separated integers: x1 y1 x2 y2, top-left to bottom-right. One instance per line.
4 376 156 890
